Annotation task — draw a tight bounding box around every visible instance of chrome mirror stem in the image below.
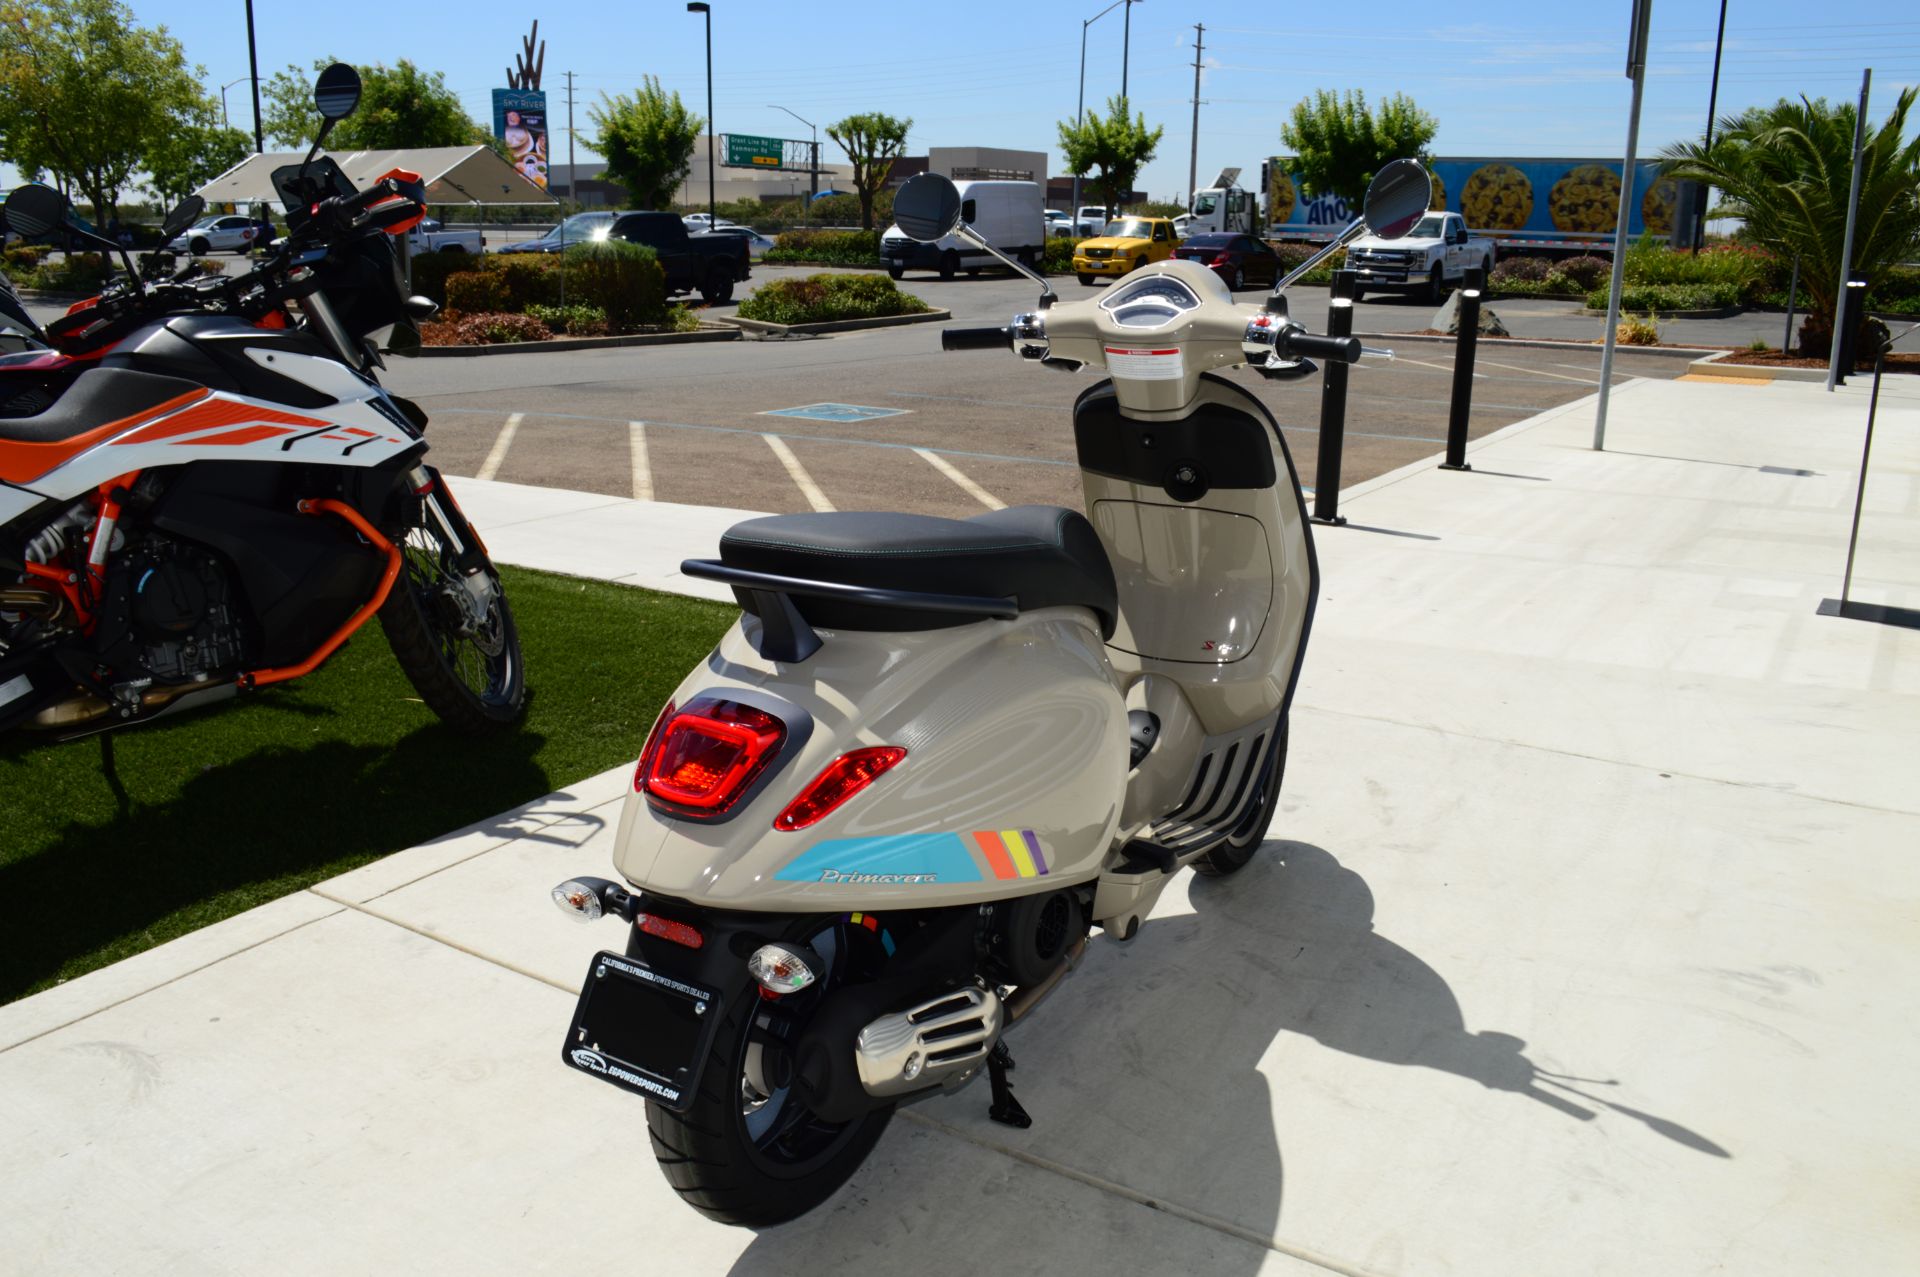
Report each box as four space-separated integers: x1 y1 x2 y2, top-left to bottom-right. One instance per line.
954 224 1059 310
1269 217 1370 300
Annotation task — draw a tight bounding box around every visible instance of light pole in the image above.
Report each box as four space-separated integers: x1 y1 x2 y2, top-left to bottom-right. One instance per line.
243 0 263 153
220 76 254 133
687 3 715 223
1121 0 1137 99
769 104 817 227
1074 0 1131 226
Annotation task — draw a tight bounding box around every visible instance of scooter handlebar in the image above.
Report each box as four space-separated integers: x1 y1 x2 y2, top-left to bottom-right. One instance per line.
941 325 1013 352
1281 332 1363 364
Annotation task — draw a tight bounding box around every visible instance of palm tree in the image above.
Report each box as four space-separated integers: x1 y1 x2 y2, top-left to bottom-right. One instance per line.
1662 88 1920 353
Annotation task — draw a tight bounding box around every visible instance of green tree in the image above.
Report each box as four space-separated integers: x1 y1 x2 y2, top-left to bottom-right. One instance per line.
0 0 208 221
261 57 490 151
1279 89 1437 208
581 76 702 209
1662 89 1920 352
146 121 251 206
1057 95 1163 222
827 111 911 231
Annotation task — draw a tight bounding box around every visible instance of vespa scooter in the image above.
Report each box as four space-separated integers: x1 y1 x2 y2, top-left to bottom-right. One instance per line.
549 160 1434 1225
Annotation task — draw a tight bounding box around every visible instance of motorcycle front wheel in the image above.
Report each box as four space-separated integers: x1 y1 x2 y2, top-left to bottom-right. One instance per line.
379 496 526 734
647 920 892 1226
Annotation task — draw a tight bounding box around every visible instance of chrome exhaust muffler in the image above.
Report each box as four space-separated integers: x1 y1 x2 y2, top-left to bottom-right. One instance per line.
855 986 1003 1098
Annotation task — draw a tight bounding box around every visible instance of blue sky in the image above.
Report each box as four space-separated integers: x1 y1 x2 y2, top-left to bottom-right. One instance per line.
103 1 1920 200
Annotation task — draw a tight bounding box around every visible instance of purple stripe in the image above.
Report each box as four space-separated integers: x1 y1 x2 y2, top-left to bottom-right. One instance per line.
1022 829 1048 875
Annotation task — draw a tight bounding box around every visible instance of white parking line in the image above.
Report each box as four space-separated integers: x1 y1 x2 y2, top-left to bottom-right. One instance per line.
914 447 1005 510
762 434 835 511
1397 355 1486 378
1475 358 1598 384
475 412 522 482
628 421 653 502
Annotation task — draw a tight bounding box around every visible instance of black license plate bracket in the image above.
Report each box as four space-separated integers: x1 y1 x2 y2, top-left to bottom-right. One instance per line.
561 950 723 1112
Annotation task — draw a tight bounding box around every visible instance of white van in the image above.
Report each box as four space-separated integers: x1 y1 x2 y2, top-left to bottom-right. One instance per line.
880 179 1045 280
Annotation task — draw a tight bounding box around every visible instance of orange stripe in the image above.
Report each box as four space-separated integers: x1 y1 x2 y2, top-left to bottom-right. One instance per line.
176 425 299 447
972 831 1019 880
115 398 328 445
0 389 208 485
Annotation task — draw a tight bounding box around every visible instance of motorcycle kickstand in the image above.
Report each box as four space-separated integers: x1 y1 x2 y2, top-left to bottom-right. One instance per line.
986 1041 1031 1130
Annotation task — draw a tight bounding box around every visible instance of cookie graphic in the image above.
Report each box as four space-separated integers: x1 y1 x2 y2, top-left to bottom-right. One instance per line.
1269 172 1296 225
1550 164 1622 234
1641 177 1678 234
1461 163 1532 230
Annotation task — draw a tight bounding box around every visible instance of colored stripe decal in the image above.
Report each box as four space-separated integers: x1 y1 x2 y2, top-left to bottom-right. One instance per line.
1021 829 1049 875
1002 829 1038 878
973 831 1019 880
776 833 982 884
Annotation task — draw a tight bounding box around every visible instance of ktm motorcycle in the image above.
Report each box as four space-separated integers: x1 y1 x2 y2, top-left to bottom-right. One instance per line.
0 64 523 739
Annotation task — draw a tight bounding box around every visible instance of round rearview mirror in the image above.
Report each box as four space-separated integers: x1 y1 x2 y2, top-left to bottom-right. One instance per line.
894 173 963 243
4 184 69 239
314 62 362 122
161 195 205 241
1363 158 1432 240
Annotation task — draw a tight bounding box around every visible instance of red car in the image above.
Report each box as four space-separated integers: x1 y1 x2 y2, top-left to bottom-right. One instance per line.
1172 232 1281 291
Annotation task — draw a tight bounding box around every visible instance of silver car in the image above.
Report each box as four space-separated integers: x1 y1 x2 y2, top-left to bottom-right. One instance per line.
167 214 264 256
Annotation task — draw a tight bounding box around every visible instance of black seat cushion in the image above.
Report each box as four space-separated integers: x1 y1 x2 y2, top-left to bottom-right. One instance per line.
719 505 1118 637
0 366 203 443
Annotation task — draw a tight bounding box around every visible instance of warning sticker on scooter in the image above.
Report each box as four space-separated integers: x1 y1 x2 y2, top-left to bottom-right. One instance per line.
1104 346 1185 380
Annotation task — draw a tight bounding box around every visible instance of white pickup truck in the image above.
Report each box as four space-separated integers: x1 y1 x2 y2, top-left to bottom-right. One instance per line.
1345 211 1494 303
407 218 485 254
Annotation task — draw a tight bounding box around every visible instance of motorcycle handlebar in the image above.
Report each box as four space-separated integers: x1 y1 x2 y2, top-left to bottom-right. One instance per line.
1281 332 1363 364
941 326 1013 352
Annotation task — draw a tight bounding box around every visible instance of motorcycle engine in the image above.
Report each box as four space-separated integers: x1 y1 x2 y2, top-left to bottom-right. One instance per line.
121 537 248 682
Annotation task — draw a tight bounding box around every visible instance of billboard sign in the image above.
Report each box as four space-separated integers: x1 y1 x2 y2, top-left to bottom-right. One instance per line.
725 134 785 168
1267 156 1679 241
493 88 549 189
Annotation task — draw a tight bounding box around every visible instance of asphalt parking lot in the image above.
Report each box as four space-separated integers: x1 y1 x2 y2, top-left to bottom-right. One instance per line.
383 265 1706 519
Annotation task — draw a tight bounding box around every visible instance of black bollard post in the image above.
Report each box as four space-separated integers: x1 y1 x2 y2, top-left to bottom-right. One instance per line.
1440 266 1484 471
1833 278 1868 386
1312 269 1356 525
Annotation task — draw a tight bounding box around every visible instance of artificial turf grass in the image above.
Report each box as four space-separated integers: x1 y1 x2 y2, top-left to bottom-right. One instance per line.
0 565 736 1004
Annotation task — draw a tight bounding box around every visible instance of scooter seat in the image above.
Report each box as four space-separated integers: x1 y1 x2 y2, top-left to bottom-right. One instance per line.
719 505 1118 637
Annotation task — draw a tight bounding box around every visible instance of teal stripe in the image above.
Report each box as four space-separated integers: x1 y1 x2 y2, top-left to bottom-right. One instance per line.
775 833 982 884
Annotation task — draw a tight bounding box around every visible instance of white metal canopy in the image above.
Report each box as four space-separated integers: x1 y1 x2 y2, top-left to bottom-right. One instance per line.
195 146 556 206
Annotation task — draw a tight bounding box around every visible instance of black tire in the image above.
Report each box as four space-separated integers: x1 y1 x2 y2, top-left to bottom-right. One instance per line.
1078 273 1094 286
647 920 894 1226
1229 265 1245 291
1193 718 1287 878
189 237 209 256
1352 287 1366 304
699 267 735 304
938 250 958 281
439 244 467 254
1133 256 1147 274
379 494 526 734
1430 263 1450 305
887 263 904 280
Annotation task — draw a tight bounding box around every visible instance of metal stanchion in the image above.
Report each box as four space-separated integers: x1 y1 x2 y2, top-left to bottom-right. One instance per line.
1311 269 1356 526
1819 325 1920 631
1834 278 1868 385
1440 266 1483 471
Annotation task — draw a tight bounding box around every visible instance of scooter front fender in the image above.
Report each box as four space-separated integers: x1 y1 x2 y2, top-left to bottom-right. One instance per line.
613 608 1128 910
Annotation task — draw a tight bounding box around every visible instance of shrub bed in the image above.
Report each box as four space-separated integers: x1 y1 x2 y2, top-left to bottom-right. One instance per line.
735 273 931 325
1584 282 1740 312
764 229 882 267
427 312 553 345
415 241 668 336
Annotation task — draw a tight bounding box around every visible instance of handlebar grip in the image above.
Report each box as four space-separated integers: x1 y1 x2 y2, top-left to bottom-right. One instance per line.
941 326 1013 352
1282 332 1363 363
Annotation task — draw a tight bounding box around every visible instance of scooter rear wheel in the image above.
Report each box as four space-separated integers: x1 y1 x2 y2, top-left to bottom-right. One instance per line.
1194 717 1287 877
647 922 894 1225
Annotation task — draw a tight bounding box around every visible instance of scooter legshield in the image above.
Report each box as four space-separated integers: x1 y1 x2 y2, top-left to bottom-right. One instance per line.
614 607 1129 910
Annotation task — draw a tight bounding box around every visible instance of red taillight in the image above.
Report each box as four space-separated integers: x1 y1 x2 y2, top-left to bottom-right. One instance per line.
637 911 704 949
773 746 908 831
1210 253 1232 266
633 700 676 792
638 696 786 814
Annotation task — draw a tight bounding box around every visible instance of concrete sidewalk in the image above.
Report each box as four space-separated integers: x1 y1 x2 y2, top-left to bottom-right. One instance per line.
2 376 1917 1276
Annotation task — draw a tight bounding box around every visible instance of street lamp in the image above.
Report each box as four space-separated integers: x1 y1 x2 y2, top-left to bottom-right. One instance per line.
220 76 254 133
1074 0 1138 226
768 103 817 227
687 3 715 224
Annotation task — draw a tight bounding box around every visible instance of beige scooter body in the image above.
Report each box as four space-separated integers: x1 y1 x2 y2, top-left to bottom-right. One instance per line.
610 259 1314 932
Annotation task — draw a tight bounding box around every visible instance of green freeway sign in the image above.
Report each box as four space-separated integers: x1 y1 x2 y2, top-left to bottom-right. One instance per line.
725 134 784 168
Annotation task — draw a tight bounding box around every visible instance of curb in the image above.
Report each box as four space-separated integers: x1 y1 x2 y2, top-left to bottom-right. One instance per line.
1358 331 1725 359
1579 303 1742 320
1686 351 1833 383
720 308 951 338
416 326 740 358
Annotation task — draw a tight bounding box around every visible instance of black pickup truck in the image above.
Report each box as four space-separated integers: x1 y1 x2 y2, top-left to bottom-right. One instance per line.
606 212 752 304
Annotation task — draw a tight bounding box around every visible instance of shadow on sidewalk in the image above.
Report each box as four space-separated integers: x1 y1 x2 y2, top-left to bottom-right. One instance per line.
726 841 1726 1274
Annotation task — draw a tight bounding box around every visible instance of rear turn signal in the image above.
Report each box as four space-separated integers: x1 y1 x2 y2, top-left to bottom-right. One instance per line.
638 696 786 817
773 746 908 831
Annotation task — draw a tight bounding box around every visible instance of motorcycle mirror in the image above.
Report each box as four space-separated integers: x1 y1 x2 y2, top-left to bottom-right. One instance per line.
313 63 362 122
1362 158 1432 241
160 195 205 241
3 184 68 240
893 173 963 244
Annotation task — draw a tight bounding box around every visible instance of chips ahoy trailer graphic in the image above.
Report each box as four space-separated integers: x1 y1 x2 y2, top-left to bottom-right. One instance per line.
1265 156 1681 252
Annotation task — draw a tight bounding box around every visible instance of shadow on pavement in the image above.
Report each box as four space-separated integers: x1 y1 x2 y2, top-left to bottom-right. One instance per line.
727 840 1725 1274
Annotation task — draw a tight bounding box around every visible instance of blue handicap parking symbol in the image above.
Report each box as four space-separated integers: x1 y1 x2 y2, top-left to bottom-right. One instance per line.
760 403 911 423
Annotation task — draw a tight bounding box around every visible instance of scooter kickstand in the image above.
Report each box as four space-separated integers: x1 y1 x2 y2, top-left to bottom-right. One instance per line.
986 1041 1031 1129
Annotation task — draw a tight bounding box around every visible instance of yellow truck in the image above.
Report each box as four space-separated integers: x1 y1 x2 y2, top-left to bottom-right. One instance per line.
1072 215 1181 285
